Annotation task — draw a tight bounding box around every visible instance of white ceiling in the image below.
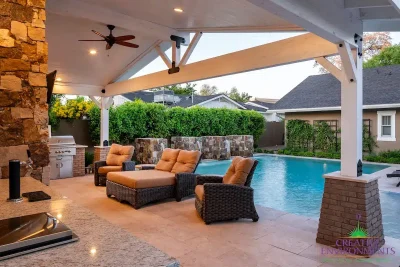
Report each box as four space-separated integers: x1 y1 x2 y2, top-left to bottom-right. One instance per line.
47 13 156 86
47 0 400 95
78 0 298 31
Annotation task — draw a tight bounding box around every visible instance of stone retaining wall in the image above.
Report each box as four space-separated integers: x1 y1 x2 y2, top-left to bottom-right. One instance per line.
227 135 254 157
170 136 202 151
135 138 167 164
316 177 384 256
202 136 231 160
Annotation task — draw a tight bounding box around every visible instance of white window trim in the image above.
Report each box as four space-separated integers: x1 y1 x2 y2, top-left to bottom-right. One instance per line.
377 110 396 142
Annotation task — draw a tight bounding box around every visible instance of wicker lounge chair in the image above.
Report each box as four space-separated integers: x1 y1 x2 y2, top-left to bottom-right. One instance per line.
195 157 259 224
94 144 135 186
386 170 400 187
106 149 201 209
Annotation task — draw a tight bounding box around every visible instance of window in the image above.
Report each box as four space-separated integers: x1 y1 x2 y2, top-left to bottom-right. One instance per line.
377 111 396 141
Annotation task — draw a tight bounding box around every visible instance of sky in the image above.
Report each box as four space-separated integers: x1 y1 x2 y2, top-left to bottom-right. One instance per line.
133 32 400 100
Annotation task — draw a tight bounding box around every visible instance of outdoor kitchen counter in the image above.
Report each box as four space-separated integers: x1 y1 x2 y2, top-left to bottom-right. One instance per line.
0 177 179 267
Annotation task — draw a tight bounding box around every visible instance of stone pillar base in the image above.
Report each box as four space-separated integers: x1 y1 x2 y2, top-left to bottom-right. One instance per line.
316 171 384 256
94 146 110 162
202 136 231 160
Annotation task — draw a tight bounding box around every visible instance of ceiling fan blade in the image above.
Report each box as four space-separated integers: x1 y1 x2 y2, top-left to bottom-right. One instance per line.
114 35 135 41
78 39 106 41
115 41 139 48
106 43 112 50
92 30 107 38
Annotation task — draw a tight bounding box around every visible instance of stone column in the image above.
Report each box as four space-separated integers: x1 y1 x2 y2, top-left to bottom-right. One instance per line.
0 0 49 183
94 146 110 162
316 172 384 256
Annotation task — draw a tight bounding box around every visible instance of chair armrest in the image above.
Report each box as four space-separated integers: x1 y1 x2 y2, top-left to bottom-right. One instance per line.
175 173 199 201
196 175 223 185
94 161 107 173
122 161 135 171
203 183 254 197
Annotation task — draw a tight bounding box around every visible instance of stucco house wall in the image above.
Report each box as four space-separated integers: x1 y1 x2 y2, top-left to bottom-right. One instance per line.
285 109 400 153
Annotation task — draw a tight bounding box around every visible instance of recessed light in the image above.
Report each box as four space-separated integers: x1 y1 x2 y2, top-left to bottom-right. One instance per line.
90 248 97 255
56 78 62 82
89 49 97 55
174 7 183 13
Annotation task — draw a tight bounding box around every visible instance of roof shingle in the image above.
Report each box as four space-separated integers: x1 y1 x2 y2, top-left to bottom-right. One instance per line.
273 65 400 110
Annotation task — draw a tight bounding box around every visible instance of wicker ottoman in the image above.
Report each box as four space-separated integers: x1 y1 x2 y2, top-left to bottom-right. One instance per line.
106 170 198 209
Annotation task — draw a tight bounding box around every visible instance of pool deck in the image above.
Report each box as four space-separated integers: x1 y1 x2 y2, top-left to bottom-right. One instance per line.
51 175 400 267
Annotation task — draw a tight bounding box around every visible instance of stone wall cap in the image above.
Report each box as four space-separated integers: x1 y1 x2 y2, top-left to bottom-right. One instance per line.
94 146 111 148
323 171 380 183
75 145 88 148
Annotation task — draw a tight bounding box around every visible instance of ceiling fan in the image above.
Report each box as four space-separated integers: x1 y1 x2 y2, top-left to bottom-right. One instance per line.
78 24 139 50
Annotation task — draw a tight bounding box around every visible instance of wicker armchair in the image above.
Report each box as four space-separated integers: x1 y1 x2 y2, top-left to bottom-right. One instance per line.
94 144 135 186
195 159 259 224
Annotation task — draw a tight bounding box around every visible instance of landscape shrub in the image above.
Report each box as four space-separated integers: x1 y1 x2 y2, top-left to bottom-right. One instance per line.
87 100 265 145
364 150 400 164
85 152 94 167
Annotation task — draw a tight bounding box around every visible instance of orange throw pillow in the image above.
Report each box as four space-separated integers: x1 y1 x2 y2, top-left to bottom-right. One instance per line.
106 144 134 166
223 157 255 185
171 150 201 174
155 148 181 172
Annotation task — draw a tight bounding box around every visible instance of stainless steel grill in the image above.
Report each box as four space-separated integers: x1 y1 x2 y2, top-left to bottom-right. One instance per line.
48 136 76 179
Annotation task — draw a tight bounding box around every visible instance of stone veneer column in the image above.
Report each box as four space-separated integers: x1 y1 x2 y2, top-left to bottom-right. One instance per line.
0 0 49 183
316 172 384 256
202 136 231 160
94 146 110 162
73 147 85 177
171 136 202 151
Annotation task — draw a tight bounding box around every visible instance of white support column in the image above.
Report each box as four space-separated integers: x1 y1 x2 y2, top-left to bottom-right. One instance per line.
90 96 113 146
339 42 363 177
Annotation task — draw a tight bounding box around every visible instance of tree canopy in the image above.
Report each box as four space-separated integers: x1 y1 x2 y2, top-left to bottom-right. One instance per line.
224 87 252 102
315 32 392 73
152 83 197 95
364 45 400 69
199 84 219 96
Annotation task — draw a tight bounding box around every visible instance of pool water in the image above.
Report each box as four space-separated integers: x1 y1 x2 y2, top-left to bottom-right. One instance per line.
195 155 400 239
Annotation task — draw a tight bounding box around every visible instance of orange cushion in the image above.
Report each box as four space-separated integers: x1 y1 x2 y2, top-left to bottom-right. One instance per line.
106 144 134 166
107 170 176 189
195 185 204 200
98 166 122 174
155 148 180 172
171 150 201 174
223 157 255 185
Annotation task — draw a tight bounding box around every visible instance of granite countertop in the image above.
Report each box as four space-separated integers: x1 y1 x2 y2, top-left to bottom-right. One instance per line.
0 177 179 267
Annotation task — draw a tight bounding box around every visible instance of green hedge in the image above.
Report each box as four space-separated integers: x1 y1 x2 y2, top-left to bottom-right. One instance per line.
364 150 400 164
88 100 265 145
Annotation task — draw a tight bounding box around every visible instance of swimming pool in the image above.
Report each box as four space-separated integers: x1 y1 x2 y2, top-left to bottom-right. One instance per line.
195 155 400 239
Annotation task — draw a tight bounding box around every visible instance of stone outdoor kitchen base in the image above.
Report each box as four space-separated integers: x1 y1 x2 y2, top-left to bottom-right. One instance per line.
316 172 385 256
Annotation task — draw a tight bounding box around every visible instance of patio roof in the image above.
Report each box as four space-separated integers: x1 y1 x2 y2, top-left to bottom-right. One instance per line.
49 0 400 97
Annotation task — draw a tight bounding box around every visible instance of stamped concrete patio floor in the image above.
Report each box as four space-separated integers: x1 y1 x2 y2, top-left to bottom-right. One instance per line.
51 175 400 267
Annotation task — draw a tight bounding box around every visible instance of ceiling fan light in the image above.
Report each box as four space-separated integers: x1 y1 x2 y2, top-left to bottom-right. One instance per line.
89 49 97 55
174 8 183 13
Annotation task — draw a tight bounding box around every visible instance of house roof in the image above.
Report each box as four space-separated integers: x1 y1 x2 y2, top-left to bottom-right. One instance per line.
122 92 247 109
245 100 274 109
272 65 400 111
242 103 269 112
